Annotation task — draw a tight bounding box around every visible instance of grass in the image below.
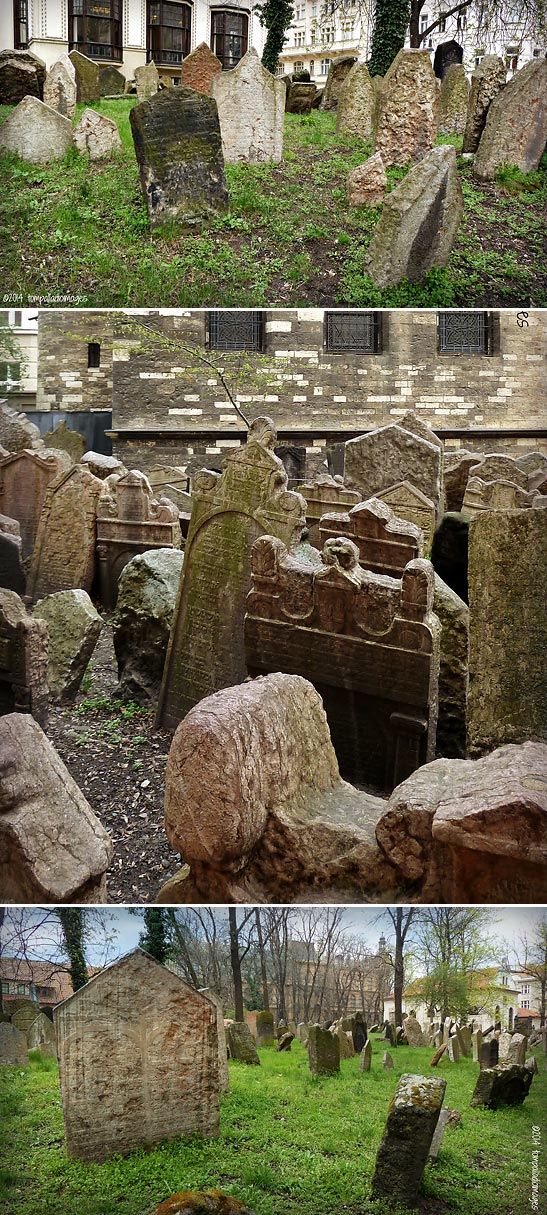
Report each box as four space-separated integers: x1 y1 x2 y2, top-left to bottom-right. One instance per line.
0 103 545 307
0 1038 544 1215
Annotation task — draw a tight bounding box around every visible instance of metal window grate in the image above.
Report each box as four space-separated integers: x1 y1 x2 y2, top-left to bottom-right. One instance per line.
326 311 379 352
438 312 489 354
209 311 264 352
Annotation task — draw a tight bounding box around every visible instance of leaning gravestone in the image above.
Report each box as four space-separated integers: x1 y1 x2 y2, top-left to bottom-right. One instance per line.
472 1028 483 1063
0 515 25 594
42 420 86 462
383 1050 394 1069
0 712 112 902
0 1023 28 1066
199 987 229 1092
32 589 103 703
308 1024 340 1075
73 108 122 160
319 497 423 579
360 1040 372 1071
0 96 73 163
181 43 222 95
0 404 42 453
96 470 181 608
27 464 104 602
99 65 126 95
0 448 67 561
373 48 439 167
506 1034 526 1066
372 1074 446 1206
226 1022 260 1065
353 1013 367 1053
211 49 285 164
0 588 49 726
403 1015 426 1047
463 55 506 153
55 950 220 1160
474 59 547 179
156 416 305 729
130 88 229 229
112 547 184 703
68 49 100 103
336 61 375 140
43 55 77 119
462 477 540 519
471 1063 533 1109
320 57 357 112
0 49 44 103
345 423 442 516
439 63 469 136
135 60 160 102
347 153 387 207
26 1011 56 1053
286 80 316 114
365 145 463 288
467 507 547 754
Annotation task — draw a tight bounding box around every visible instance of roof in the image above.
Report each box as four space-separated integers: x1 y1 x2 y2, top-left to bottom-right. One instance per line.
0 957 75 1003
387 967 521 1001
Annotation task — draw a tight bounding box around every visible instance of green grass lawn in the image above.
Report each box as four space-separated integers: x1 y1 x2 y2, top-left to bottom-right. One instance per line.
0 101 545 308
0 1039 544 1215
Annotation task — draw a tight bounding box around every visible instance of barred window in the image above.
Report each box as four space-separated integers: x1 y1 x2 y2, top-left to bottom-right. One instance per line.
325 311 382 353
208 311 263 351
438 311 493 354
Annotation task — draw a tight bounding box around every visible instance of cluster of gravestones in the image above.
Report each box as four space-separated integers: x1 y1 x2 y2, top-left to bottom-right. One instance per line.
1 405 546 904
0 997 57 1067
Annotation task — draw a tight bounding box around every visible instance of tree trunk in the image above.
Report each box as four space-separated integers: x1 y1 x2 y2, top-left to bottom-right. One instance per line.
229 907 245 1023
56 909 89 992
254 910 270 1013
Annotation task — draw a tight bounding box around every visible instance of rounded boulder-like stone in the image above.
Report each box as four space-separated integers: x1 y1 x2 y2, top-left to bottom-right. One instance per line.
151 1192 256 1215
32 589 103 703
347 152 387 208
112 547 184 703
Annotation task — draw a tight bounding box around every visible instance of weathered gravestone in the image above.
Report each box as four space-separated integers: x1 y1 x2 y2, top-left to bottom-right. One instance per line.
360 1040 372 1071
286 80 316 114
0 1022 28 1066
42 420 86 462
99 65 126 95
430 1043 447 1066
43 55 77 119
0 589 48 726
211 49 285 164
245 538 440 790
26 1011 56 1053
68 50 100 103
471 1063 533 1109
479 1038 499 1069
308 1024 340 1075
199 987 229 1092
277 1032 294 1052
353 1013 367 1053
135 60 160 102
96 470 181 608
55 950 220 1160
347 153 387 207
469 454 528 488
0 49 44 103
336 62 375 139
371 1074 446 1206
447 1036 460 1063
130 88 229 229
463 55 506 153
0 404 42 453
372 49 439 167
32 589 102 703
472 1029 483 1063
443 450 481 513
0 96 72 163
0 448 67 562
365 145 463 288
428 1108 452 1161
462 477 539 519
295 474 361 547
255 1011 275 1047
404 1015 427 1047
498 1031 513 1061
226 1021 260 1065
336 1025 354 1058
319 498 423 579
506 1033 526 1066
181 43 222 95
0 712 112 902
467 508 547 754
433 574 469 760
383 1050 394 1069
112 547 184 703
474 58 547 180
28 464 104 602
320 57 357 112
0 515 25 595
297 1023 309 1045
439 64 469 136
73 108 122 160
156 416 305 729
10 1003 41 1036
82 452 126 480
344 423 442 521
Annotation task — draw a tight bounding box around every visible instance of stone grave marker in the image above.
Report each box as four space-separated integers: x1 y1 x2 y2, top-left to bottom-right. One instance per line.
360 1040 372 1071
320 57 357 111
507 1033 526 1066
43 54 76 119
430 1043 447 1066
463 55 506 152
0 1023 28 1066
0 95 73 163
336 61 375 139
475 59 547 180
347 152 387 207
0 515 25 594
99 65 126 95
156 416 305 729
199 987 229 1092
336 1025 354 1058
68 50 100 103
383 1051 394 1069
32 589 103 703
471 1063 533 1109
225 1022 260 1064
55 950 220 1160
255 1011 275 1047
0 403 42 453
73 108 122 160
0 589 48 726
295 473 361 547
447 1036 460 1063
308 1024 340 1075
112 547 184 704
373 49 439 166
181 43 222 95
462 477 539 519
286 80 316 114
439 63 469 135
344 423 442 521
428 1108 451 1161
211 49 285 164
319 497 423 578
42 420 86 462
404 1015 426 1047
28 464 104 602
353 1014 367 1053
372 1074 446 1206
26 1011 56 1053
472 1029 483 1063
97 470 181 608
135 60 160 102
479 1039 499 1070
277 1032 294 1052
11 1003 41 1035
0 449 66 562
0 49 44 104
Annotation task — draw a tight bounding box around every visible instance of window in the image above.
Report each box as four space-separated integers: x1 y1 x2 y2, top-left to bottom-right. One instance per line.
324 26 335 43
294 61 304 73
295 30 305 46
320 58 330 74
456 13 466 30
211 9 249 71
69 1 123 61
420 12 429 34
309 60 315 75
37 986 54 998
147 2 192 66
438 311 493 355
522 1000 530 1009
17 983 27 994
13 0 28 49
325 311 382 353
438 14 446 33
522 984 530 995
208 311 263 351
88 341 101 368
1 981 9 994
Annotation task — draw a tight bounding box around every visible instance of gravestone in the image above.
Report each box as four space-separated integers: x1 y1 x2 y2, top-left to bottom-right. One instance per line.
0 50 43 104
97 470 181 608
0 1023 28 1066
0 589 48 727
199 987 229 1092
55 950 220 1160
112 547 184 704
344 424 442 522
42 421 86 462
434 40 463 79
0 449 67 561
507 1033 526 1066
99 65 126 95
475 59 547 180
444 450 481 513
336 1025 354 1058
43 55 77 119
32 589 102 703
0 712 112 902
135 60 160 102
26 1011 56 1053
347 152 387 207
378 483 436 551
360 1040 372 1071
373 49 439 167
471 1063 533 1109
336 62 375 139
73 108 123 160
469 454 528 488
404 1015 426 1047
366 145 463 288
295 474 360 547
472 1029 483 1062
68 50 100 103
371 1074 446 1206
286 80 316 114
463 55 506 153
245 538 440 790
447 1036 460 1063
0 96 73 163
467 508 547 754
211 49 285 164
82 452 126 480
353 1013 367 1053
308 1024 340 1075
11 1003 41 1035
226 1022 260 1065
255 1011 275 1047
0 515 25 594
428 1108 451 1161
28 464 104 602
156 417 305 729
181 43 222 95
320 57 357 111
498 1031 512 1062
130 87 229 230
433 574 469 760
462 477 539 519
319 498 423 579
0 404 42 453
383 1051 394 1069
430 1043 447 1066
297 1023 309 1045
439 64 469 135
277 1032 294 1052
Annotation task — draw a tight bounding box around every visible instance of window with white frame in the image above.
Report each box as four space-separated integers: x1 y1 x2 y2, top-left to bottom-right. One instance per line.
294 60 304 72
320 58 330 74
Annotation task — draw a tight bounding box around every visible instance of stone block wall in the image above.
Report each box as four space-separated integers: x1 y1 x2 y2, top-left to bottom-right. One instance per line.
36 311 114 412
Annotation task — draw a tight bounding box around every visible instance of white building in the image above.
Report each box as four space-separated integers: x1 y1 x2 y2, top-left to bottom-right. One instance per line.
382 965 532 1031
0 2 265 83
0 309 38 406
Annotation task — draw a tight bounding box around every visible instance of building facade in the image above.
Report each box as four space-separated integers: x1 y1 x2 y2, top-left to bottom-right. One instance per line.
1 1 265 82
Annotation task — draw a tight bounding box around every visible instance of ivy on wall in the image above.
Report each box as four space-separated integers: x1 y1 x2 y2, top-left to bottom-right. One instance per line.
257 1 295 74
368 0 410 77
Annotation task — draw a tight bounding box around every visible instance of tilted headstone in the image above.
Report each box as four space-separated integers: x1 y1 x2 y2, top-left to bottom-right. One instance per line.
372 49 439 167
99 65 126 95
0 449 66 561
471 1029 483 1063
463 55 506 153
0 712 112 902
444 449 481 513
225 1021 260 1065
32 589 103 703
73 108 122 160
0 50 43 104
112 547 184 704
347 152 387 207
245 535 440 790
308 1024 340 1075
319 498 423 579
135 60 160 102
42 420 85 462
336 62 375 140
199 987 229 1092
336 1025 354 1058
286 80 316 114
0 405 42 453
344 423 442 522
383 1050 394 1069
0 515 25 595
11 1002 41 1035
428 1108 451 1161
130 88 229 230
372 1074 446 1206
360 1040 372 1071
156 416 305 729
498 1031 512 1062
277 1032 294 1052
468 455 528 489
43 54 76 119
96 470 181 608
471 1063 533 1109
439 63 469 136
68 50 100 103
319 57 357 112
181 43 222 95
55 950 220 1160
255 1011 275 1047
507 1033 526 1066
0 96 72 163
211 49 285 164
28 464 104 602
430 1043 447 1066
353 1014 367 1054
0 1022 28 1066
474 59 547 180
0 589 48 727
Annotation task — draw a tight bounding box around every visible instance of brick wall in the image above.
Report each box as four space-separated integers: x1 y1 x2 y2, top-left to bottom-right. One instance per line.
36 312 114 412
